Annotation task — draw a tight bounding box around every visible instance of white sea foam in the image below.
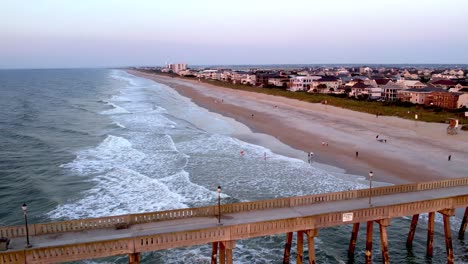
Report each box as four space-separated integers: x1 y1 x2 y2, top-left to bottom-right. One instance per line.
61 135 146 175
159 171 225 204
112 121 126 128
101 102 130 115
49 167 187 219
109 70 142 87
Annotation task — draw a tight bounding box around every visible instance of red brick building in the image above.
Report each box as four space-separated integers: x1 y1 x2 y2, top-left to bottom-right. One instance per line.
426 92 462 109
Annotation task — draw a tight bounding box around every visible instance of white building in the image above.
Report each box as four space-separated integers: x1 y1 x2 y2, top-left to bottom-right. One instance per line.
289 76 321 92
167 63 187 74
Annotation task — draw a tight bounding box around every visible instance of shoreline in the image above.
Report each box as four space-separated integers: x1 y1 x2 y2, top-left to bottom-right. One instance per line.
127 70 468 186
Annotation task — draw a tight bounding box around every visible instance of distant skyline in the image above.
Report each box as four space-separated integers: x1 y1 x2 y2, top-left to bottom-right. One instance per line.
1 0 468 69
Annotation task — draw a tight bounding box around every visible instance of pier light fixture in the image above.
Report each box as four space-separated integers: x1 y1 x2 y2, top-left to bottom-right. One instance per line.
21 203 32 248
217 186 222 225
368 171 374 206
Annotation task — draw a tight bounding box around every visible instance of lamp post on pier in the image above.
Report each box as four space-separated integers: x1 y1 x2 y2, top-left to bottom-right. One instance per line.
217 186 222 225
21 203 32 248
368 171 373 206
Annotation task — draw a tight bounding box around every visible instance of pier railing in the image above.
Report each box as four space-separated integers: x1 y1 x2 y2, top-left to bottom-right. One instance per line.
1 177 468 239
0 178 467 264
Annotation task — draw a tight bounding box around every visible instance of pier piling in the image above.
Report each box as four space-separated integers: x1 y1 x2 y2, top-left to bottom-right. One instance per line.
365 221 373 264
297 231 304 264
305 229 318 264
211 242 218 264
283 232 293 264
348 223 360 259
128 253 141 264
426 212 435 257
439 209 455 264
406 214 419 249
377 219 391 264
459 207 468 239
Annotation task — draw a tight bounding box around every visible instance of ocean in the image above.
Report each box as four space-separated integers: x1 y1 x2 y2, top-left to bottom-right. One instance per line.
0 69 466 263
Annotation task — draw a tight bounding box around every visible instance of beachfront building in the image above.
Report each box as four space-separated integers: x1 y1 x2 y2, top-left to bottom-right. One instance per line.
167 63 187 74
349 82 371 98
398 87 444 105
220 71 233 82
289 76 321 92
382 84 405 102
426 91 462 109
267 76 289 88
178 69 196 77
231 71 256 85
311 76 342 93
255 73 278 87
196 69 218 79
458 94 468 108
231 71 250 84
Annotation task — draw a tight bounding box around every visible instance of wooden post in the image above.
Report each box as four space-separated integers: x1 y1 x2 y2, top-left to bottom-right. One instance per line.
377 219 391 264
222 240 236 264
348 223 360 259
305 229 318 264
459 207 468 239
426 212 435 257
128 253 141 264
443 214 454 264
365 221 373 264
439 209 455 264
406 214 419 249
297 231 304 264
212 242 218 264
283 232 293 264
220 240 226 264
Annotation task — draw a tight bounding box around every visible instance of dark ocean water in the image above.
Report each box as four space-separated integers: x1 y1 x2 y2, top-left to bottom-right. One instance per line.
0 69 466 263
0 69 119 226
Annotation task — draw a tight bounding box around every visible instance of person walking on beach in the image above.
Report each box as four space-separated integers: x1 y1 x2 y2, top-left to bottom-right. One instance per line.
448 155 451 161
356 151 359 158
308 152 314 164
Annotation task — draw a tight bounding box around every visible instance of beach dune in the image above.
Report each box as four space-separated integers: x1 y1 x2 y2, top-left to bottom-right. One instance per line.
128 70 468 185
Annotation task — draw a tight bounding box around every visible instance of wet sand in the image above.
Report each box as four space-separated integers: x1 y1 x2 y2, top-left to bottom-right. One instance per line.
127 70 468 185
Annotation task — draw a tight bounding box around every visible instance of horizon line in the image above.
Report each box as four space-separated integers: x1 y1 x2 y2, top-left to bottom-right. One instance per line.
1 63 468 70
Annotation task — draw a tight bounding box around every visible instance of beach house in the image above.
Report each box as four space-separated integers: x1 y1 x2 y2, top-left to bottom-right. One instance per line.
398 87 445 105
289 76 321 92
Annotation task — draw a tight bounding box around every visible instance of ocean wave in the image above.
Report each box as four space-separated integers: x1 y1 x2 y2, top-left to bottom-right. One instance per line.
111 121 126 129
60 135 145 175
101 102 130 115
48 167 188 219
109 70 143 87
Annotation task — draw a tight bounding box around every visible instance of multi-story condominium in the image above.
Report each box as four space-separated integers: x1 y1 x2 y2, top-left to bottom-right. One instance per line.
289 76 321 92
167 63 187 74
398 87 444 104
426 92 462 109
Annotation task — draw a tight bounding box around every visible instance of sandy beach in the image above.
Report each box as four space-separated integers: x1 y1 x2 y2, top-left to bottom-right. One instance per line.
128 70 468 185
